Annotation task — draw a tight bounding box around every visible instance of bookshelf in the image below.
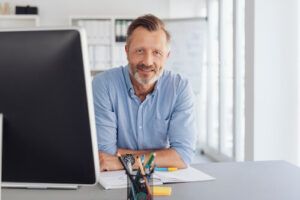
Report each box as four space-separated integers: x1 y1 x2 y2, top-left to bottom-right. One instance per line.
0 15 39 28
70 16 133 74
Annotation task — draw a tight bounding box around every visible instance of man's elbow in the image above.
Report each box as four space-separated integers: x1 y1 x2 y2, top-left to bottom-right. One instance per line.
177 160 187 169
170 148 188 169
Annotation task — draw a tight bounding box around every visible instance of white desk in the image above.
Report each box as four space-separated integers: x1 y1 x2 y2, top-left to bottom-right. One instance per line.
3 161 300 200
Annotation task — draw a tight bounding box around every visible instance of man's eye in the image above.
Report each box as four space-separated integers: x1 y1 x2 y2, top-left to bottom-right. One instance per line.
154 51 161 55
137 49 143 53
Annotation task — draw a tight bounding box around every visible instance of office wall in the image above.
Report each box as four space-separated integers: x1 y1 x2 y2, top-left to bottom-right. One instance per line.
5 0 170 26
168 0 206 18
5 0 207 26
246 0 299 165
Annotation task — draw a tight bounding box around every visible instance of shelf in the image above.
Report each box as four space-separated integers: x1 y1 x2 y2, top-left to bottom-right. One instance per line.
0 14 39 19
0 15 39 28
114 41 127 45
70 16 132 72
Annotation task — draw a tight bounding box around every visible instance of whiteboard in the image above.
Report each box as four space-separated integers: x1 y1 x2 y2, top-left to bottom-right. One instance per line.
164 18 207 94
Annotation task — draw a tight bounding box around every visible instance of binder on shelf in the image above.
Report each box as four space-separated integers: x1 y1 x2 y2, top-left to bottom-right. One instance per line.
94 45 111 71
120 20 126 42
77 19 111 45
113 45 127 67
70 17 134 73
115 20 122 42
88 46 94 69
115 19 132 42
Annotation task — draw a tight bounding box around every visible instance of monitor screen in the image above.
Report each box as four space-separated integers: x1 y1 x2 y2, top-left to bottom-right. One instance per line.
0 28 99 185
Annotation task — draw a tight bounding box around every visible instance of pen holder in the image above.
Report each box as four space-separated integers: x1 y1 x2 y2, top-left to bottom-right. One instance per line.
127 171 153 200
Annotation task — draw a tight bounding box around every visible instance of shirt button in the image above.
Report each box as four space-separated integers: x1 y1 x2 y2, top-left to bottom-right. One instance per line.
139 126 142 129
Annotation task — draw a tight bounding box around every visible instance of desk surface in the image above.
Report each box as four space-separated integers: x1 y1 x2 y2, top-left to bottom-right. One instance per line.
3 160 300 200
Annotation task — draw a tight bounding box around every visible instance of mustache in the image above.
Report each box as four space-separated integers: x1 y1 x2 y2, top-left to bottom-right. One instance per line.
136 64 156 71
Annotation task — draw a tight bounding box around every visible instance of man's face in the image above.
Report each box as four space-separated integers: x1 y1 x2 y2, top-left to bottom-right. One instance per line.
125 27 170 85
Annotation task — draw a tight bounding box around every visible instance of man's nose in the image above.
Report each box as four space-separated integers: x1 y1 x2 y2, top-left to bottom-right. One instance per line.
142 52 153 66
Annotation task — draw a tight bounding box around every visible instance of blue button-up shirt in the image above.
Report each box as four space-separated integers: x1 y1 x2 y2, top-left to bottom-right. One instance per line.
92 65 196 166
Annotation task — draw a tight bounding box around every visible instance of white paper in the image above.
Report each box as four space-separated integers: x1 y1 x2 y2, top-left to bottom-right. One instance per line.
154 167 215 183
99 167 215 189
99 170 127 189
99 170 163 190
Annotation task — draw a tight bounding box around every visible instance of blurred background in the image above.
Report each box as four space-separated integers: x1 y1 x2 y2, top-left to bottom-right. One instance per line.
0 0 299 167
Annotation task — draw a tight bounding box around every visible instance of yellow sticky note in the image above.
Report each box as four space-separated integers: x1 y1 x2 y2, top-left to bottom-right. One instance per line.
152 186 172 196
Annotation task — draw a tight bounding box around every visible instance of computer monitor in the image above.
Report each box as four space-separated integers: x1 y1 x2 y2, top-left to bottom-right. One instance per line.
0 113 3 195
0 28 99 188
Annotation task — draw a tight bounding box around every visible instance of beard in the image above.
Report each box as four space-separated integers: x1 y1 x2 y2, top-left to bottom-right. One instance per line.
128 63 163 85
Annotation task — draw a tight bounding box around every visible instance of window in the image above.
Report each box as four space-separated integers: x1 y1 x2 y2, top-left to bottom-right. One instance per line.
197 0 245 161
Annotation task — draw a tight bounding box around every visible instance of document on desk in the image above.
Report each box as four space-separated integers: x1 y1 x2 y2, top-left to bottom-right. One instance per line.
154 167 215 183
99 170 163 189
99 167 215 189
99 170 126 189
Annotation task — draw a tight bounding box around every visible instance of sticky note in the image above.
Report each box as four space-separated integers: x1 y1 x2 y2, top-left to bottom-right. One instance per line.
152 186 172 196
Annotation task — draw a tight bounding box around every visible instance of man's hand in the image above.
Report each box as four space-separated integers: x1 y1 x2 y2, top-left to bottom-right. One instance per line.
99 148 187 172
98 151 123 171
118 148 187 169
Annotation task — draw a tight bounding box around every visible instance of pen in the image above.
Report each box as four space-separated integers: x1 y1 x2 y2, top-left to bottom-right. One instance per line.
150 163 157 174
154 167 178 171
135 152 155 182
141 154 145 165
117 153 139 191
130 182 137 200
145 152 156 169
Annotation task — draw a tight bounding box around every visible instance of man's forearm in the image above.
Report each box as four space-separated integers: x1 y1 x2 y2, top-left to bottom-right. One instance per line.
117 148 153 156
98 151 123 171
117 148 187 169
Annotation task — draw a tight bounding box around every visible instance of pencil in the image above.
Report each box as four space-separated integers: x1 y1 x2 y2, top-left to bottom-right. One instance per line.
136 157 152 195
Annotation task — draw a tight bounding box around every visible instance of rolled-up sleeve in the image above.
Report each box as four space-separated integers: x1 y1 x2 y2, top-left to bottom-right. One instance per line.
168 80 197 166
92 75 118 155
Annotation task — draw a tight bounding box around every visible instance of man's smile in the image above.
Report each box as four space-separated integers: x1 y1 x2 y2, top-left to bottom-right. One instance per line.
137 65 156 74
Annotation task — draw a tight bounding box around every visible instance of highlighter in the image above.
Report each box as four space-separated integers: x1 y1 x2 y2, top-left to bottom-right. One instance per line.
155 167 178 171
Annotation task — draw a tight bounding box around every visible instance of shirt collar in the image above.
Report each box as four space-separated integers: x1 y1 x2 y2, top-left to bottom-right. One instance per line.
124 65 163 96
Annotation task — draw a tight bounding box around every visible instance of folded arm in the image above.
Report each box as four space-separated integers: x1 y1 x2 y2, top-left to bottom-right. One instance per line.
99 148 186 171
93 72 196 172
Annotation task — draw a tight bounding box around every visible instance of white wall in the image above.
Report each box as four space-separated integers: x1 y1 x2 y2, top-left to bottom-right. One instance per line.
6 0 170 26
246 0 299 165
4 0 207 26
168 0 206 18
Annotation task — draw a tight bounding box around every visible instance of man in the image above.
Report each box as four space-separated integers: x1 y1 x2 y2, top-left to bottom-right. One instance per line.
92 14 196 171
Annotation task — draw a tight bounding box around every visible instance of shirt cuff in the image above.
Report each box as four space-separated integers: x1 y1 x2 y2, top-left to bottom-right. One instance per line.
98 144 117 156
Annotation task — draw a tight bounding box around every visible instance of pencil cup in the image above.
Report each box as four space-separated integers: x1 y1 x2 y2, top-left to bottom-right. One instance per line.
127 172 153 200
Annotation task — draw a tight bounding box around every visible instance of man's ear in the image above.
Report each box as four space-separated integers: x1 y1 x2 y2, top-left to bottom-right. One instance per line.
125 45 129 59
167 50 170 59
